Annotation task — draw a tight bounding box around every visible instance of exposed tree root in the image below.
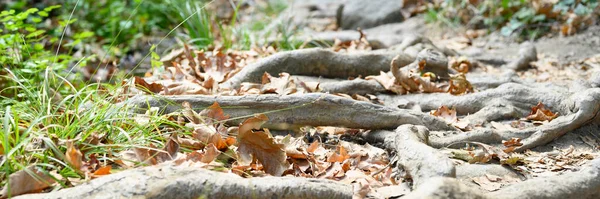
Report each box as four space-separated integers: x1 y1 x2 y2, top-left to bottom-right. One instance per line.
506 42 537 71
404 158 600 199
17 164 351 199
378 83 571 114
223 48 414 89
385 125 456 188
294 76 387 95
124 93 456 131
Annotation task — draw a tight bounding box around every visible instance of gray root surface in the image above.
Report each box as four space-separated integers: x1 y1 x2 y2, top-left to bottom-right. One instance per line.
386 125 456 188
404 158 600 199
506 42 537 71
17 164 351 199
124 93 456 131
223 48 414 89
428 88 600 151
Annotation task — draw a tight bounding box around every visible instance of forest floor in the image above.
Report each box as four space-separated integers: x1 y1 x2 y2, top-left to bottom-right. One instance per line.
7 1 600 199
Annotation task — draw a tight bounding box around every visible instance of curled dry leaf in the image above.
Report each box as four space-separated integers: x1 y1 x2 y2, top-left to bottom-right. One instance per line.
327 145 350 163
502 138 523 153
261 72 297 95
162 80 209 95
448 73 474 95
526 102 558 121
133 76 164 94
365 71 406 94
65 140 83 171
430 106 458 124
281 135 308 159
200 143 221 163
450 56 472 73
236 114 289 176
199 102 230 123
198 49 239 83
0 166 56 198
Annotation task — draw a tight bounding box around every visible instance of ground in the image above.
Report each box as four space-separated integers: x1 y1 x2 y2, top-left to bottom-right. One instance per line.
4 0 600 198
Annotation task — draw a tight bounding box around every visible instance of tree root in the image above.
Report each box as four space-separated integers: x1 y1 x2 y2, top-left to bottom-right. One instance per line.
385 125 456 188
223 48 414 89
506 42 537 71
404 158 600 199
16 164 351 199
378 83 571 115
124 93 456 131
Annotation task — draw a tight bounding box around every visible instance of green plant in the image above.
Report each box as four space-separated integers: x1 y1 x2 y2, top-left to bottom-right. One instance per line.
425 0 600 39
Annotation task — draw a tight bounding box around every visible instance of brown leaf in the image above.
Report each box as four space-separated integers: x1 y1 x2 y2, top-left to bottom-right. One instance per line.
365 71 406 94
236 114 289 176
92 165 111 176
261 72 297 95
65 140 82 171
162 81 208 95
281 135 308 159
327 145 350 163
0 166 56 197
450 56 472 73
448 73 474 95
503 138 523 147
526 102 558 121
198 50 238 83
200 143 221 163
133 76 164 94
199 102 230 123
430 106 458 124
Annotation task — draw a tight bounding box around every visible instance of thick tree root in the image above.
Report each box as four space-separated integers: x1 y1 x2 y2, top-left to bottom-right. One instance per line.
378 83 571 115
404 158 600 199
223 48 414 89
124 93 456 131
385 125 456 188
16 164 351 199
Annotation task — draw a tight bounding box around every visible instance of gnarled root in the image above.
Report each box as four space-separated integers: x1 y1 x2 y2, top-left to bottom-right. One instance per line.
404 158 600 199
15 164 351 199
223 48 414 89
385 125 456 188
124 93 456 131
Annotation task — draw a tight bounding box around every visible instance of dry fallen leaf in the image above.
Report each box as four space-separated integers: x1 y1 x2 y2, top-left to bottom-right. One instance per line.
92 165 112 176
328 145 350 163
430 106 458 123
199 102 230 123
365 71 406 94
261 72 297 95
236 114 289 176
448 73 474 95
0 166 56 197
503 138 523 153
133 76 164 94
526 102 558 121
201 143 221 163
65 140 83 171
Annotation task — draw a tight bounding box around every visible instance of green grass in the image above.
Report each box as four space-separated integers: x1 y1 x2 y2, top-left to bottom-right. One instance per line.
0 0 303 193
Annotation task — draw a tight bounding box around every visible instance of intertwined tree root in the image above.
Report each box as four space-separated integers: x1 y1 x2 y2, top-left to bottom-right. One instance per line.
18 164 351 199
28 47 600 198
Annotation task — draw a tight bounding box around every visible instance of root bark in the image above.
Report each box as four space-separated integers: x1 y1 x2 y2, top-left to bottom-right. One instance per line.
17 164 351 199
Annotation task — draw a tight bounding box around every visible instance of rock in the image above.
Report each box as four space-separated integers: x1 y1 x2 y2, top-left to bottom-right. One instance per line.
340 0 405 30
